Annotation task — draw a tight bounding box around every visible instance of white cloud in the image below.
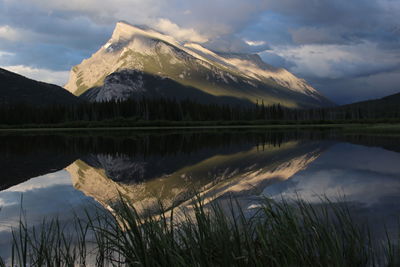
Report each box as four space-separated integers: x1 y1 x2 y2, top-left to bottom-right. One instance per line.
155 18 208 43
1 65 70 86
270 42 400 79
0 25 49 43
267 168 400 206
0 51 14 57
244 39 266 46
0 25 22 41
5 170 71 193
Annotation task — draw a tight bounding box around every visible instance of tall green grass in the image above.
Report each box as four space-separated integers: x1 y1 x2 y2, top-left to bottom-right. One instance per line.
2 197 399 266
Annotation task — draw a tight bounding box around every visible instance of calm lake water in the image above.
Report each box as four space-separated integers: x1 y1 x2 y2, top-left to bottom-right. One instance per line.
1 128 400 258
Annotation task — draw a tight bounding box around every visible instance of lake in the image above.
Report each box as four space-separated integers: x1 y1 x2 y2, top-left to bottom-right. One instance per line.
1 128 400 260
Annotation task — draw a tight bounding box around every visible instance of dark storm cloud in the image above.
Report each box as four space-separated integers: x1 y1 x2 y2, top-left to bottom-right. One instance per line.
260 51 296 70
0 0 270 68
0 1 113 68
254 0 400 104
262 0 399 45
277 45 400 104
307 69 400 104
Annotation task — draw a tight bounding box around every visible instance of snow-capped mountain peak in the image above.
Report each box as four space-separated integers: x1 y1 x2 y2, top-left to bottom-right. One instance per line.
65 21 332 108
109 21 181 49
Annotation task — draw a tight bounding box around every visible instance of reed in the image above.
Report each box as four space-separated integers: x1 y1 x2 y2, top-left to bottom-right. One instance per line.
2 196 399 266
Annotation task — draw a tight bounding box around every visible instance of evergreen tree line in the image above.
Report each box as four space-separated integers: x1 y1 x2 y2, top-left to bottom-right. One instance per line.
0 97 399 126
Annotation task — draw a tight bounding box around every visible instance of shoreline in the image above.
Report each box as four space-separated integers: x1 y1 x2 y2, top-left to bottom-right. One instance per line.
0 124 346 132
0 122 399 132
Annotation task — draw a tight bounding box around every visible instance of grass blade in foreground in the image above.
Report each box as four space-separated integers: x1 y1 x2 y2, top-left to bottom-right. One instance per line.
6 196 400 266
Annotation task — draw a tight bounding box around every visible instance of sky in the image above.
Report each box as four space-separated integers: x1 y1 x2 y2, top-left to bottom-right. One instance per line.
0 0 399 104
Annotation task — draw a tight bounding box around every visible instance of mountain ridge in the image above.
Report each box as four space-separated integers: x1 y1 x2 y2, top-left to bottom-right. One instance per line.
0 68 79 106
344 91 400 107
338 91 400 118
65 21 333 108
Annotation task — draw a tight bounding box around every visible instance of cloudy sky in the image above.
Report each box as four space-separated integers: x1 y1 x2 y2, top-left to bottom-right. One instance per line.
0 0 399 104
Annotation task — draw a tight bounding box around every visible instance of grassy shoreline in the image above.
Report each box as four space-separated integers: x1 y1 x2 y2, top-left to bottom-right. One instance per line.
1 122 400 135
0 124 344 132
0 120 400 133
2 197 399 267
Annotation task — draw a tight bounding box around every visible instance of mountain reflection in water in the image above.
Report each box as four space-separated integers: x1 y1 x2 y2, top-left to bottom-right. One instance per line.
0 129 399 244
67 139 326 214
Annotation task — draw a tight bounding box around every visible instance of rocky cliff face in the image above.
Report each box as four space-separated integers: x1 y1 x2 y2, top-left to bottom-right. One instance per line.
65 21 332 108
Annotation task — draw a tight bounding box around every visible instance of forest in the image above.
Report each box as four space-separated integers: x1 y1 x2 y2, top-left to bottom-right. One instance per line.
0 97 399 126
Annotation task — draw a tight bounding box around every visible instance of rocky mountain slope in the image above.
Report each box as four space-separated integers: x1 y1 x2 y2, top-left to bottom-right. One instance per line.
65 21 332 108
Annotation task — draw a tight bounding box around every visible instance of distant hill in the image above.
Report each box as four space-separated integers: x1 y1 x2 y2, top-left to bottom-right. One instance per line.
340 92 400 118
0 68 79 106
345 92 400 108
65 21 333 108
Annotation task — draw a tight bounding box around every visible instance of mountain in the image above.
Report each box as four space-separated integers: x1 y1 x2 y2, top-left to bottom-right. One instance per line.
80 69 252 105
344 92 400 110
331 91 400 119
65 21 332 108
0 68 78 106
